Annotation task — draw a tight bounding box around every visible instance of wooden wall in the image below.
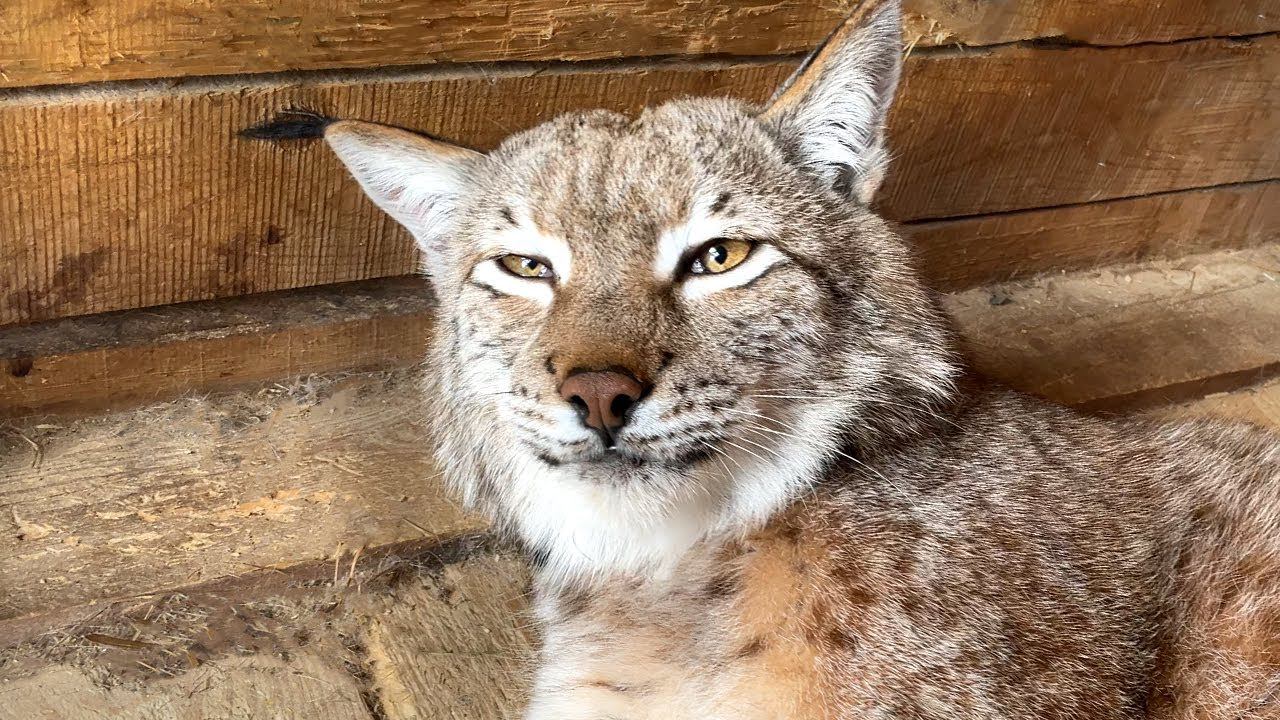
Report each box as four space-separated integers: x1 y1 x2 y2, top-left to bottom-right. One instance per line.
0 0 1277 410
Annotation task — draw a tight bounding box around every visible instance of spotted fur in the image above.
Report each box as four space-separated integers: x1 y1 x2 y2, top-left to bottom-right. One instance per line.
299 1 1280 716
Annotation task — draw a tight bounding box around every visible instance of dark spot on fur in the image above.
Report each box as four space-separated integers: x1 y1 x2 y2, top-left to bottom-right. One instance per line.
9 355 34 378
826 629 859 654
696 379 710 389
733 637 766 659
710 191 732 215
499 207 516 225
558 589 591 618
675 383 689 395
525 542 552 569
545 356 557 375
658 351 674 372
535 451 562 467
705 570 740 599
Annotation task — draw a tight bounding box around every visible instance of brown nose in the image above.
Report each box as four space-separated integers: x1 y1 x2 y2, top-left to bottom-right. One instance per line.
558 370 648 440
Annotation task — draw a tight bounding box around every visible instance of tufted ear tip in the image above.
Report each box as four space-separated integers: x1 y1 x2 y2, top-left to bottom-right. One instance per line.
239 109 335 141
761 0 903 203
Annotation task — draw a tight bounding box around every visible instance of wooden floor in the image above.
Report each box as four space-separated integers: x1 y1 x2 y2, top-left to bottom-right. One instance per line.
1 244 1278 719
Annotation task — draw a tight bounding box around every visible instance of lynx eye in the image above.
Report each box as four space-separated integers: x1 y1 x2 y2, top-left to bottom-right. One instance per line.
498 254 554 279
689 239 753 275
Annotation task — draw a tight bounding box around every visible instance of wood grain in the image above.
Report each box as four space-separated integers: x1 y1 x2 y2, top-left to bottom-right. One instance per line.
1161 377 1280 429
0 370 486 623
0 278 435 417
2 0 1275 89
905 181 1280 292
0 656 373 720
3 35 1276 326
879 35 1280 221
362 555 535 720
945 245 1280 407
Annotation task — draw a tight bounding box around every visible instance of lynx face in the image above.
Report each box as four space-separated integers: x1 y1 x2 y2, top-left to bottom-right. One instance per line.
313 0 955 581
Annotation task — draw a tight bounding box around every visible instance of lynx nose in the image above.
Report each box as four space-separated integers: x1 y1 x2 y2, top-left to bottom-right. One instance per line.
559 370 648 441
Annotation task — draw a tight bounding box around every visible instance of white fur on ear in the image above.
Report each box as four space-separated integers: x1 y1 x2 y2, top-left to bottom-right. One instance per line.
324 121 482 266
761 0 902 204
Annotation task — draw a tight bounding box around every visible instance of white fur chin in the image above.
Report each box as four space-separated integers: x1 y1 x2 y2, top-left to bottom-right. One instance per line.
450 399 848 587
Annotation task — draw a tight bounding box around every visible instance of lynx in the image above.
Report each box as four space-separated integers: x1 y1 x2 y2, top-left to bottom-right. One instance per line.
247 1 1280 716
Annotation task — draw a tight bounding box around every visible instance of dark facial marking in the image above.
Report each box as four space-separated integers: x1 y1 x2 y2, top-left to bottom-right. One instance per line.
499 206 516 225
468 280 504 299
709 191 732 215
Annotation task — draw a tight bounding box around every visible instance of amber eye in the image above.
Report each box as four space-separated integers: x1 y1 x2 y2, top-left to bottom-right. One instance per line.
498 254 554 279
689 239 753 275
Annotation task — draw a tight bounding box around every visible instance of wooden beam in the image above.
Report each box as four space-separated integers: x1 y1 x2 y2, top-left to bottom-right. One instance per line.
904 181 1280 292
0 370 487 623
946 245 1280 407
0 278 435 417
1 0 1275 89
3 36 1276 326
878 36 1279 221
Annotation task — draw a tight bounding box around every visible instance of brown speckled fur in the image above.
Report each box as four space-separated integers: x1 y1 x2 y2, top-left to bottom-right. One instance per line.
303 1 1280 716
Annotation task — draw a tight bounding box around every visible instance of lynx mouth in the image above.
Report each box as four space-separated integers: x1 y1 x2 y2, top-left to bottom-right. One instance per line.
541 437 722 474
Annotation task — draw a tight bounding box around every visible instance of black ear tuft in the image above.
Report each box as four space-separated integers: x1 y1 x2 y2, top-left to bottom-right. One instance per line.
239 109 335 141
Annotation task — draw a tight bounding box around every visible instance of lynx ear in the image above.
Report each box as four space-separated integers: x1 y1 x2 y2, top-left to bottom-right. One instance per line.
323 120 482 265
761 0 902 204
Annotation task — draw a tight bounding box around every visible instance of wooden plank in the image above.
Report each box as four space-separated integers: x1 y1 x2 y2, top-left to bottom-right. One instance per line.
878 35 1280 221
0 656 373 720
1160 378 1280 429
362 555 535 720
0 370 486 622
904 181 1280 292
901 0 1279 49
3 36 1277 326
0 278 435 417
945 244 1280 407
2 1 1275 90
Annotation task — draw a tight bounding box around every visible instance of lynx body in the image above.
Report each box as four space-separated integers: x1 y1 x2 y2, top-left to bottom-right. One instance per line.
250 1 1280 716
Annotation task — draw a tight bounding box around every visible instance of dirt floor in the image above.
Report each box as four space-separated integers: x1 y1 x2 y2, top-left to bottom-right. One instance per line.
1 244 1278 719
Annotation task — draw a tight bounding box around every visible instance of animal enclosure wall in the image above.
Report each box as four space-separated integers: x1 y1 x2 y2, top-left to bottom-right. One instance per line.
0 1 1277 717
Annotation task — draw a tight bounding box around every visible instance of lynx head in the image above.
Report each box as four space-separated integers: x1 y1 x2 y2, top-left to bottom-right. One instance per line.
294 0 956 582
